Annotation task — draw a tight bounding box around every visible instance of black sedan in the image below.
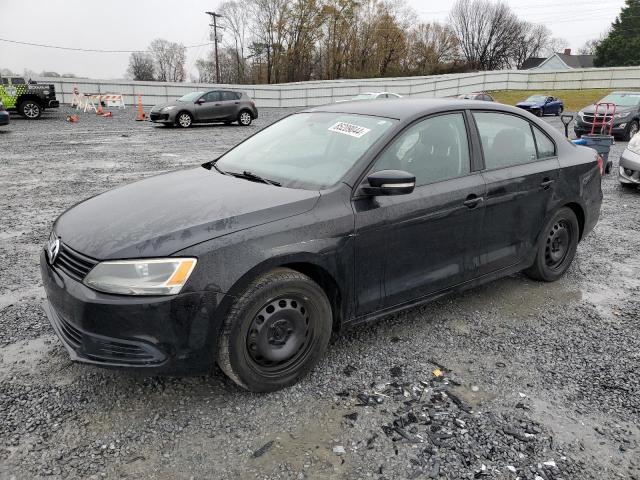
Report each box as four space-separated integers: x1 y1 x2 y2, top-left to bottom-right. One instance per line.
41 99 602 392
0 100 9 126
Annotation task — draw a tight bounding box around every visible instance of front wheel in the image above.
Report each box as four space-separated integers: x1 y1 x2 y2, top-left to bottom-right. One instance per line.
217 268 332 392
623 120 639 142
557 107 563 116
19 100 42 119
176 112 193 128
525 207 579 282
238 110 252 126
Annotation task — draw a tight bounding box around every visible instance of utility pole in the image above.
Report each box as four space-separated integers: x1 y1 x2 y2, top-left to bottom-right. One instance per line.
205 11 223 83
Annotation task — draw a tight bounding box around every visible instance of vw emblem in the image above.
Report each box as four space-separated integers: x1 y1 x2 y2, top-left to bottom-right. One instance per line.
47 235 60 264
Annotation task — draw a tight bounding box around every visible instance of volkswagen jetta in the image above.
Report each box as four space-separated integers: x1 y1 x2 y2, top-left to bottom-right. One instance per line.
41 99 602 392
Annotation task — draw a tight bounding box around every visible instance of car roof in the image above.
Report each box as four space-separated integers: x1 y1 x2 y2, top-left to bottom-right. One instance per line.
304 98 520 120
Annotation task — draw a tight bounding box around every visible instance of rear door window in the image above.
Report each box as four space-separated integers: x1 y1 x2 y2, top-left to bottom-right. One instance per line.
473 112 537 169
220 91 239 101
533 126 556 158
11 78 25 85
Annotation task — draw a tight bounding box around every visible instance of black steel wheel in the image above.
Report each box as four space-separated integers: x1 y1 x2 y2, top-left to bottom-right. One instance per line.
217 268 332 392
525 207 579 282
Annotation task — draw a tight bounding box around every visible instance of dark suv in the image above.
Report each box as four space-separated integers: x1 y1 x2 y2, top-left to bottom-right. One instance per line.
150 90 258 128
0 76 60 119
574 91 640 141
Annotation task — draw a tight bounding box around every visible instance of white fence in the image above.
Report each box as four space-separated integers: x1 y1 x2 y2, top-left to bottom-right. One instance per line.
39 66 640 108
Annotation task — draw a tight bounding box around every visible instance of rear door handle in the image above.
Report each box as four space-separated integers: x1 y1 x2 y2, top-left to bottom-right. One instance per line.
463 196 483 208
541 179 555 189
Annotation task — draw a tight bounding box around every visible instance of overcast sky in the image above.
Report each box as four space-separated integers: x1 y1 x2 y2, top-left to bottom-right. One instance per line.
0 0 626 80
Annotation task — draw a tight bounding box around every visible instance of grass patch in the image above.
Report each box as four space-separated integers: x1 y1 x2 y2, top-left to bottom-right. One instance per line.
488 89 638 112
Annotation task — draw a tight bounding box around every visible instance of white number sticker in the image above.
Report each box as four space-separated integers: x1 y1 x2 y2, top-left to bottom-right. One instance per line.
328 122 371 138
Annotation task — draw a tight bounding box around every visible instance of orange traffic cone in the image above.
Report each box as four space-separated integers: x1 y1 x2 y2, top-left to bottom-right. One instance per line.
96 97 105 116
102 111 113 118
135 95 145 121
66 114 79 123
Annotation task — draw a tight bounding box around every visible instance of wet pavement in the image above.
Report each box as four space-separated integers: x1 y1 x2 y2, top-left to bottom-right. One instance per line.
0 106 639 479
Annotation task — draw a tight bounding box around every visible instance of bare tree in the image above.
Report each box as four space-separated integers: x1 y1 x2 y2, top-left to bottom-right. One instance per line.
449 0 522 70
511 23 553 69
149 39 186 82
127 52 155 81
220 0 251 83
408 22 459 75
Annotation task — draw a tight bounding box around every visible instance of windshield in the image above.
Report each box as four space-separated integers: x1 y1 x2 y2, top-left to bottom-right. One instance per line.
526 95 547 102
353 93 376 100
178 92 204 102
599 92 640 107
215 112 397 189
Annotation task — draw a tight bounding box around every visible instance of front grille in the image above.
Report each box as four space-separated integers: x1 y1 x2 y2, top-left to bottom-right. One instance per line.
53 309 166 365
582 114 613 124
88 339 160 363
53 243 98 282
150 112 168 121
58 313 82 348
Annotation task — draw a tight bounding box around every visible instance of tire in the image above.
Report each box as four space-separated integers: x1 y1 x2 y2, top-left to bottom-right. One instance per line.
176 111 193 128
238 110 252 126
605 161 613 174
525 207 580 282
19 100 42 119
217 268 332 392
534 108 543 117
557 107 563 116
623 120 639 142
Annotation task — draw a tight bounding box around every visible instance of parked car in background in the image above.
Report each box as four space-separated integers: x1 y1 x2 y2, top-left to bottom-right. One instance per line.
575 91 640 141
0 100 9 126
516 95 563 117
619 131 640 189
150 90 258 128
457 92 495 101
349 92 403 101
0 76 60 119
41 99 602 392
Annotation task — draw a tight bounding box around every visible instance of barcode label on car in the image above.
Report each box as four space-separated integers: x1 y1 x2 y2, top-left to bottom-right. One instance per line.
328 122 371 138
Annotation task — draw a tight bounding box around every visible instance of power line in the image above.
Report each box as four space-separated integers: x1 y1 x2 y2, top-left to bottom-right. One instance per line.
0 37 215 53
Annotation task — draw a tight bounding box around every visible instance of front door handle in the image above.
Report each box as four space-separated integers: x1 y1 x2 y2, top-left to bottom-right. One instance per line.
541 178 555 189
463 196 483 208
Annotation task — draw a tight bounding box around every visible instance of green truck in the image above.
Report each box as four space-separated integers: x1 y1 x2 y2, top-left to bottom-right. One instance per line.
0 76 60 119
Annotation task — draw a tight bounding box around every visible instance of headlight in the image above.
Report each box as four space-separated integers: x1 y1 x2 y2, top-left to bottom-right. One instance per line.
43 90 50 96
84 258 197 296
615 111 631 119
628 133 640 155
161 106 177 112
577 111 585 118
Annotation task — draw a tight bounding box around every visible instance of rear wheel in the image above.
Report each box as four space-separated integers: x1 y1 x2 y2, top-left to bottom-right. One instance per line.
525 207 579 282
217 268 332 392
176 112 193 128
19 100 42 119
238 110 252 126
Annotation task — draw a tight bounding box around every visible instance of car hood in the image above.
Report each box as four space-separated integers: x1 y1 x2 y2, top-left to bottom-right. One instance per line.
151 100 188 112
54 167 320 260
580 104 636 114
516 101 543 108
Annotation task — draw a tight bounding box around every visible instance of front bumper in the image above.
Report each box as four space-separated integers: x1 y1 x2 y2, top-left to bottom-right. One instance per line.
150 112 173 123
40 250 228 375
619 148 640 184
574 119 628 138
0 111 9 126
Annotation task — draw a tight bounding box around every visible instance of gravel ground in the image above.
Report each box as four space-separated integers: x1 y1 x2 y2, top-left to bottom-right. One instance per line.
0 105 639 480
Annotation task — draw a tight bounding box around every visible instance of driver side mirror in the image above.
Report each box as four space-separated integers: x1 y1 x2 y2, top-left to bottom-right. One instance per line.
196 98 205 105
362 170 415 196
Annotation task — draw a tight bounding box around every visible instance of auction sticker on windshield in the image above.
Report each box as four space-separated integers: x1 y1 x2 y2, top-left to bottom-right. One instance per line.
328 122 371 138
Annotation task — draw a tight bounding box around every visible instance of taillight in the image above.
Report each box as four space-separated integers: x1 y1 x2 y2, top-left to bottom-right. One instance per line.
597 155 604 175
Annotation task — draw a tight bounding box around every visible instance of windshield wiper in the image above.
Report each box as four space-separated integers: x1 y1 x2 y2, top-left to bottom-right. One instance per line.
210 160 229 176
227 170 281 187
